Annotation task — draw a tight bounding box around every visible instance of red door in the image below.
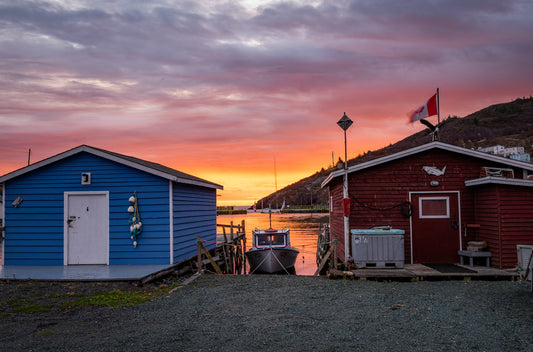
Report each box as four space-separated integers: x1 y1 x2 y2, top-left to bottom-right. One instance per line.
411 192 461 263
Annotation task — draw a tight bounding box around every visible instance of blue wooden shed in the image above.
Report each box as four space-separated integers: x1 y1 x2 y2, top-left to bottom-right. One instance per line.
0 145 222 266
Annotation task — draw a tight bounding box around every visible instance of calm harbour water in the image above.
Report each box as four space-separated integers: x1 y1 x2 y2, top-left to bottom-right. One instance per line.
217 212 329 275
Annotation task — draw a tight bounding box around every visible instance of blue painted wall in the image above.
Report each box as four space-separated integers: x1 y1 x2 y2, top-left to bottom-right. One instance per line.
3 152 176 265
172 183 217 263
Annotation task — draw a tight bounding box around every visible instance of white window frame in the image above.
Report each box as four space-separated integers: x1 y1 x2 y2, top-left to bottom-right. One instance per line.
418 196 450 219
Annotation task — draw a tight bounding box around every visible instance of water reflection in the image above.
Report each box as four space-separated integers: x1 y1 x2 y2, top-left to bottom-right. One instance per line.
217 212 328 275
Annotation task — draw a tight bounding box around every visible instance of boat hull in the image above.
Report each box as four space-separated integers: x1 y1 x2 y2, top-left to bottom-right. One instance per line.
245 248 299 273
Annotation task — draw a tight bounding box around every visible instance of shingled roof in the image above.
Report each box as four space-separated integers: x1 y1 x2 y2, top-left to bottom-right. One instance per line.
0 145 223 190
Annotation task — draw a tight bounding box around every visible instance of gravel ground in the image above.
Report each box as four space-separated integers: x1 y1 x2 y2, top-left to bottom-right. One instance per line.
1 275 532 352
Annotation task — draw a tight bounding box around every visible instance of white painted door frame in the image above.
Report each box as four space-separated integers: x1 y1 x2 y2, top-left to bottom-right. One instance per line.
408 190 462 264
63 191 109 265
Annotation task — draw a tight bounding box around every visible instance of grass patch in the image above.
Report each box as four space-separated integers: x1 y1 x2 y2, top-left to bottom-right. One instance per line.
60 289 154 309
1 297 52 314
12 303 52 313
1 282 183 315
48 292 85 299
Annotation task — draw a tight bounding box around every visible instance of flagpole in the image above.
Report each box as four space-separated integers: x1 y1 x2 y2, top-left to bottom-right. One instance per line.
437 87 440 125
436 87 440 141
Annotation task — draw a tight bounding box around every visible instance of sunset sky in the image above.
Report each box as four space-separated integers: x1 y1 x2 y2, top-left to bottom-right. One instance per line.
1 0 532 206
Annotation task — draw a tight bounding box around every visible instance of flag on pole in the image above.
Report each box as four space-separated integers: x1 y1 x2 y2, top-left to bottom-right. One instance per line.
410 93 438 122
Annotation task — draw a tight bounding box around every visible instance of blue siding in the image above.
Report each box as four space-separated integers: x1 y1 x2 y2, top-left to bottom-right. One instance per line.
172 183 217 263
4 152 171 265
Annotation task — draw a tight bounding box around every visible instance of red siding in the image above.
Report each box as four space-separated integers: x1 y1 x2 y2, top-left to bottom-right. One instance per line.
472 186 502 266
328 148 530 266
474 185 533 268
329 179 345 260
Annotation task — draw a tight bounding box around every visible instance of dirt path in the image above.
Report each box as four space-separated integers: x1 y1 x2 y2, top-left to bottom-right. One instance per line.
1 275 532 351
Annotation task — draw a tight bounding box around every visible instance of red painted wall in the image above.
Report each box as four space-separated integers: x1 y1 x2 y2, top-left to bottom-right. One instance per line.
328 148 528 266
473 184 533 268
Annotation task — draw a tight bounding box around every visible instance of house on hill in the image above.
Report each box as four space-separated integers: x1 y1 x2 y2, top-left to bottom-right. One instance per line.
0 145 222 267
322 141 533 269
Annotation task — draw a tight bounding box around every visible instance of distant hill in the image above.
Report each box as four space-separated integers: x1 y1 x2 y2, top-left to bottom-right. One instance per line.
255 96 533 209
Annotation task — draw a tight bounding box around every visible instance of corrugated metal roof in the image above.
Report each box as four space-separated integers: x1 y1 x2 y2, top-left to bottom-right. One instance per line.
0 145 223 190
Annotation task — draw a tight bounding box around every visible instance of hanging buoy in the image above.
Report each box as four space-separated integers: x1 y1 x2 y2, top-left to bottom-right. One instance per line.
128 191 142 248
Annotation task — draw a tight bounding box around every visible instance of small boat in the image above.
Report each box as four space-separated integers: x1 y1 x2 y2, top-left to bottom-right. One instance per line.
245 228 299 274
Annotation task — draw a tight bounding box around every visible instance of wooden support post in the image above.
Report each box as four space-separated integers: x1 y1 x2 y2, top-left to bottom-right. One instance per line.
221 229 231 274
240 236 245 275
333 239 338 270
314 244 335 276
197 236 202 274
242 220 247 271
197 236 222 274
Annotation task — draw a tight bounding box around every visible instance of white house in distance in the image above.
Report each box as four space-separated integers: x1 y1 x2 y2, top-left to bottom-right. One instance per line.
478 145 530 162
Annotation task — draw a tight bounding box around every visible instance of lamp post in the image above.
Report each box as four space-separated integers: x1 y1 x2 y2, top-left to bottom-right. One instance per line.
337 112 353 263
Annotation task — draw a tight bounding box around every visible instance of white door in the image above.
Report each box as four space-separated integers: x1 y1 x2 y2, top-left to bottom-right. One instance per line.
65 192 109 265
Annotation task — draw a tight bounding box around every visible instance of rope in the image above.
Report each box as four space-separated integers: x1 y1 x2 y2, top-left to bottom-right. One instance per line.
248 251 272 275
201 239 239 247
353 198 404 211
353 198 413 217
270 249 292 275
248 248 293 275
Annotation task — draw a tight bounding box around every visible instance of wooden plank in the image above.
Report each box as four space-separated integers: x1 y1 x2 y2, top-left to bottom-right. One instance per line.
197 236 222 274
314 244 335 276
197 236 202 274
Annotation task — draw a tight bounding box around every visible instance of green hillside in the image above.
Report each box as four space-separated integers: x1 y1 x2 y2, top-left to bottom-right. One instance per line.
256 96 533 209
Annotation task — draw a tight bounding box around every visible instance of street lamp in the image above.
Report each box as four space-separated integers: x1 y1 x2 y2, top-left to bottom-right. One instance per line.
337 112 353 263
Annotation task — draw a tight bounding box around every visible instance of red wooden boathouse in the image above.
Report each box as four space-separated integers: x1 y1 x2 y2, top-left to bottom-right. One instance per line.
321 141 533 269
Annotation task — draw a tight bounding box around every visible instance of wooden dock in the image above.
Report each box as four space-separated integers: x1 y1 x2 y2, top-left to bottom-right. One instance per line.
196 220 247 275
328 264 518 281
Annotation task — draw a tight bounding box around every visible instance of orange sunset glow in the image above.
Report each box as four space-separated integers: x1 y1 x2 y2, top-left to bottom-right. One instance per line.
1 1 532 206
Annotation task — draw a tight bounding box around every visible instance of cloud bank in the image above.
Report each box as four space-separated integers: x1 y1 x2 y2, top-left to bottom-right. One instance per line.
1 0 532 204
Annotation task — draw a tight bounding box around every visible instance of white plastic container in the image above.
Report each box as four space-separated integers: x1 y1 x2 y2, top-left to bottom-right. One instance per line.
351 226 405 268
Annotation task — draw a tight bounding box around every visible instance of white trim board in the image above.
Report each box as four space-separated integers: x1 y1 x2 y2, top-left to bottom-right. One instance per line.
408 190 462 264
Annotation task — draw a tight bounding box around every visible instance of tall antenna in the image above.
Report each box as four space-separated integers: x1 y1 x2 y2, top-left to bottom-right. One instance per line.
27 148 31 166
274 156 278 192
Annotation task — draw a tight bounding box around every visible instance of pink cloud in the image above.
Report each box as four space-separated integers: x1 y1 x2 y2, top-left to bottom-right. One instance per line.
1 0 532 205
